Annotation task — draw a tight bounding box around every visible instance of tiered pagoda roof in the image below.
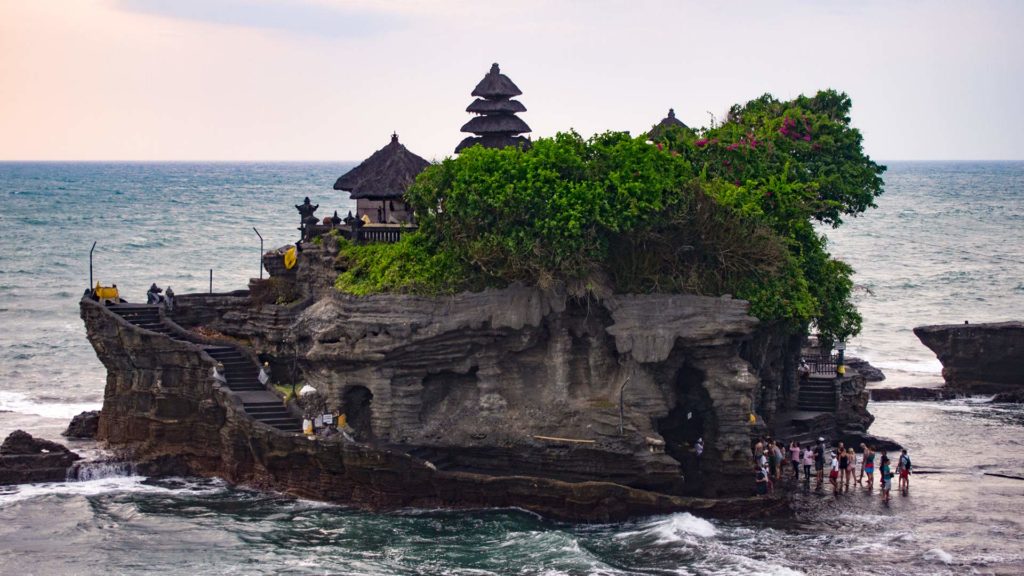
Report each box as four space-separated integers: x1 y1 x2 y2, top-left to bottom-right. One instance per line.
456 63 531 153
334 133 430 200
647 108 691 140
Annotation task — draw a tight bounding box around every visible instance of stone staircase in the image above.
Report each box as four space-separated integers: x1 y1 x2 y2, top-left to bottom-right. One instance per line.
798 375 837 412
110 305 301 433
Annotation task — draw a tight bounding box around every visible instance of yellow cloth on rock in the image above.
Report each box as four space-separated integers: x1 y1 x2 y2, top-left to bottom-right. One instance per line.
283 246 297 270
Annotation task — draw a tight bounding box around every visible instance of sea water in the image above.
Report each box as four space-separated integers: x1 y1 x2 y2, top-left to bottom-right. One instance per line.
0 161 1021 575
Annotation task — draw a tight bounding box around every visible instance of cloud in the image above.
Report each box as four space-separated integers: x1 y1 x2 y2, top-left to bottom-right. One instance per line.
114 0 404 38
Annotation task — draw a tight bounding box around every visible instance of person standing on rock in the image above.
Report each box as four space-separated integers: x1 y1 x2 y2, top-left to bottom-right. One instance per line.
755 465 769 497
789 441 801 481
860 444 875 489
814 437 826 489
829 451 840 495
880 452 893 503
897 449 912 494
845 448 857 491
801 444 814 487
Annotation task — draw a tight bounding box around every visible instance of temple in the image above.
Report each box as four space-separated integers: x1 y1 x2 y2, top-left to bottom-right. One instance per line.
455 63 531 153
647 108 691 141
334 133 430 224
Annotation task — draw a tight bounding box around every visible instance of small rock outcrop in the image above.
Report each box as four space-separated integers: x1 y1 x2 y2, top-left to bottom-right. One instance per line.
846 357 885 382
914 321 1024 394
991 389 1024 404
62 410 101 439
869 387 949 402
0 430 81 485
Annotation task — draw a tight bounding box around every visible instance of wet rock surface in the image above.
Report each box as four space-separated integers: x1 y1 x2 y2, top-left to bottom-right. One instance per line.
62 410 101 439
990 389 1024 403
869 387 950 402
914 321 1024 394
846 357 885 382
0 430 82 485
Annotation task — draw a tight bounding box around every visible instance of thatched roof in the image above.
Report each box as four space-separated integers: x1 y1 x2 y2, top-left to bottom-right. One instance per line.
471 63 522 99
455 134 531 153
333 133 430 200
467 98 526 114
460 114 531 135
647 108 691 140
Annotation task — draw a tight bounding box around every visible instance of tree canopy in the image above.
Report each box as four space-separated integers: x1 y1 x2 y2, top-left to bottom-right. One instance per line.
335 89 884 344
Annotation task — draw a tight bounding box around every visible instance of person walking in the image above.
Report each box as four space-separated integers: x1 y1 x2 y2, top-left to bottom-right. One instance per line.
860 444 875 489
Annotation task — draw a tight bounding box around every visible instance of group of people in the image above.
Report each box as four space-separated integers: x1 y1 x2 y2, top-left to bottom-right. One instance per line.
754 435 912 504
146 282 175 311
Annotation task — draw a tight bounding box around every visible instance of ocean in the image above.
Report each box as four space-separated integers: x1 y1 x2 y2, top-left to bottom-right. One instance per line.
0 161 1022 575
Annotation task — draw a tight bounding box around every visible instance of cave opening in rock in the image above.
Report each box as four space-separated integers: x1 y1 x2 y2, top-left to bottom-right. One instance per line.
656 363 714 494
343 385 374 441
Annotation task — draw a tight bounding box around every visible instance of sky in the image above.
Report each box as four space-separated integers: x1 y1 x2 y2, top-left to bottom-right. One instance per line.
1 0 1023 162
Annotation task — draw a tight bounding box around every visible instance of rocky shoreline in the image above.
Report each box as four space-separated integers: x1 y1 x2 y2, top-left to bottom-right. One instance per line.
69 240 885 521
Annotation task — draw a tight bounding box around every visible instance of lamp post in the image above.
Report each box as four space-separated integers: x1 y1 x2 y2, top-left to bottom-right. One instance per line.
253 227 264 279
88 241 97 289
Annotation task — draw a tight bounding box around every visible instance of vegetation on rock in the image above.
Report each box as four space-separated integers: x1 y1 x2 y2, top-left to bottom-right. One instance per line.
335 90 884 344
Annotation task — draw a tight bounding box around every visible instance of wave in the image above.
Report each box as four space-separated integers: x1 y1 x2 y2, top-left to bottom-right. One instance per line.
871 358 943 374
0 475 228 506
0 390 100 420
616 512 717 544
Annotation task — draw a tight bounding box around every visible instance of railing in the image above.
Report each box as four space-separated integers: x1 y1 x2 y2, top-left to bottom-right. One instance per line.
806 354 839 375
303 223 415 245
352 226 411 244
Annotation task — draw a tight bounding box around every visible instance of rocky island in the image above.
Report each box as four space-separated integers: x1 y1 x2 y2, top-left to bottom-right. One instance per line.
77 66 888 520
915 321 1024 397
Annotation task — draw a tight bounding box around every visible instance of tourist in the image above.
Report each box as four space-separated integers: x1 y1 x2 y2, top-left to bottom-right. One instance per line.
898 449 912 494
789 441 801 481
845 448 857 490
772 442 784 482
814 437 826 489
860 444 875 489
880 452 893 503
164 286 175 312
146 282 164 305
753 438 764 465
838 446 850 491
801 445 813 481
755 465 769 497
829 451 840 494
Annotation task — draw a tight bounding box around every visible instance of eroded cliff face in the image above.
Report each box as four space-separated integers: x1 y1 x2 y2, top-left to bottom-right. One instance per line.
915 321 1024 394
82 293 786 520
81 236 866 520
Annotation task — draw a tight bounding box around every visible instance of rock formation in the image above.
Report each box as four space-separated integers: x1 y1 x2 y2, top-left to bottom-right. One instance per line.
63 410 100 439
914 321 1024 394
79 240 875 520
0 430 81 485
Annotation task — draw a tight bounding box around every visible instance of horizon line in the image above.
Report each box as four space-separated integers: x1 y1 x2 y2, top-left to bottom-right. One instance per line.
3 158 1024 164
